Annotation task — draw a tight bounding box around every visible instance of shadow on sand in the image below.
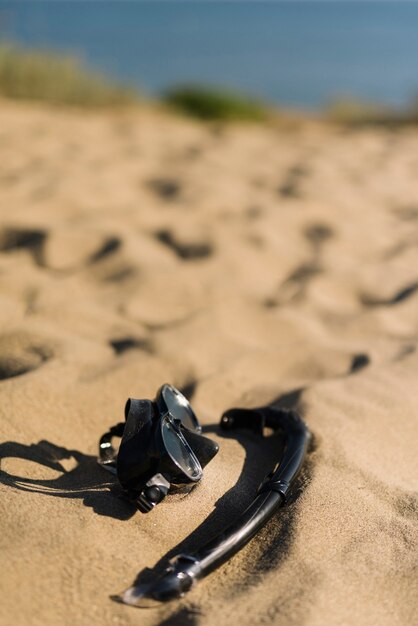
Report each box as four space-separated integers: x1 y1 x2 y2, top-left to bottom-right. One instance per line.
0 439 136 520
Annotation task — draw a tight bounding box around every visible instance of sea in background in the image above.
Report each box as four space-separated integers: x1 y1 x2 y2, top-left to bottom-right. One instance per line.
0 1 418 110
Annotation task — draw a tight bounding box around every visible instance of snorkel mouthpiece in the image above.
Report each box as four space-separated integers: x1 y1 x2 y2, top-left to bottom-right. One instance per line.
121 556 202 606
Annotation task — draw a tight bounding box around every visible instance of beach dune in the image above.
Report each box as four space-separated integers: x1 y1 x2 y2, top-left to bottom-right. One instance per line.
0 100 417 626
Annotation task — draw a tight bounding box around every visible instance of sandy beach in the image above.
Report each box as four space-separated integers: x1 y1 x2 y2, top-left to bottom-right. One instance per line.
0 99 417 626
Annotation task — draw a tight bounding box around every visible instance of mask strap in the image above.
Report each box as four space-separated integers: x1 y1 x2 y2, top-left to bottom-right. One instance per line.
98 422 125 472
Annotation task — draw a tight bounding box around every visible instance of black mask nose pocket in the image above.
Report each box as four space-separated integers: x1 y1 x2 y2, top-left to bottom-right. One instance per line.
181 428 219 469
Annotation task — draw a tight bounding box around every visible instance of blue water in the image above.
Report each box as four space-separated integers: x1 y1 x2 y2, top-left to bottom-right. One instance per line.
0 1 418 109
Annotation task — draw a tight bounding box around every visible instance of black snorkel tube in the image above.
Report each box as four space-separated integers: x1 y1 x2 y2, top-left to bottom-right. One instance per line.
121 407 311 605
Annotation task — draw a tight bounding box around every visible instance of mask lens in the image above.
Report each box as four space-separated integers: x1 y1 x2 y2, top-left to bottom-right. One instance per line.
161 385 201 433
161 416 202 481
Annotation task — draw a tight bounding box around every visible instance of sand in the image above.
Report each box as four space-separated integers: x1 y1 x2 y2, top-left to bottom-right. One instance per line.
0 99 417 626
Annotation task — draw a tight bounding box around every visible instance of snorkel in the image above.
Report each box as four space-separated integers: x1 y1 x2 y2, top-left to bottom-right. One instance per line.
120 406 310 605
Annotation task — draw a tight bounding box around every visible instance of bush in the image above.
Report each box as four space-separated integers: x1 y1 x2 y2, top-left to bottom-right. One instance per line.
0 45 137 107
326 97 418 126
163 84 268 121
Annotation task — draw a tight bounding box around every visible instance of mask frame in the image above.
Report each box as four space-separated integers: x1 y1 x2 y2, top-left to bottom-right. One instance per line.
98 384 219 512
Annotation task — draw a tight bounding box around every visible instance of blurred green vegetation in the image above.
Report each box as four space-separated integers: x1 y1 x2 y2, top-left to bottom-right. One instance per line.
163 85 269 121
1 44 418 126
0 45 137 107
327 97 418 126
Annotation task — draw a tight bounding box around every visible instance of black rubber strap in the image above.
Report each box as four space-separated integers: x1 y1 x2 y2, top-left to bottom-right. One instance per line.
98 422 125 467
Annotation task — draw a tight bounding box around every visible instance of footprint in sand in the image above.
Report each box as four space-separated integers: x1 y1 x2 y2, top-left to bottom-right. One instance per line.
88 236 121 263
155 229 213 260
304 223 334 249
146 177 182 200
392 205 418 221
350 353 370 373
0 227 46 266
278 162 310 198
0 331 53 381
360 280 418 307
0 226 125 275
277 263 323 303
266 222 334 306
44 230 122 272
109 336 153 355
